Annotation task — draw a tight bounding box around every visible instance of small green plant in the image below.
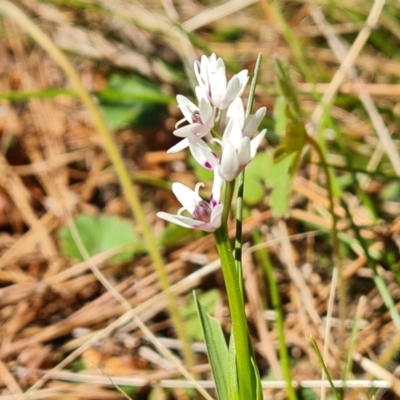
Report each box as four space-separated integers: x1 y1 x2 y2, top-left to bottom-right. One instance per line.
99 74 173 129
58 213 141 263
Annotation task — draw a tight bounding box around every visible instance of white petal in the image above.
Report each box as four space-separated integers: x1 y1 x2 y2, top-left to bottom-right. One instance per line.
199 98 215 129
210 203 224 229
189 136 219 170
218 108 229 133
223 116 243 148
210 67 227 108
195 86 207 103
220 76 241 110
200 222 219 233
157 212 205 230
225 98 243 124
235 69 249 97
237 137 251 167
172 182 201 213
210 55 225 74
167 138 189 153
243 107 266 137
173 124 209 138
214 55 224 71
219 142 240 182
200 56 211 87
250 129 266 157
176 95 198 122
194 61 203 86
211 172 224 205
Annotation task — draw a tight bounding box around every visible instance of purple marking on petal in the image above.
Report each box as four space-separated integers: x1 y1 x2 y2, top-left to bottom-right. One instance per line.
210 198 217 208
204 161 212 169
191 110 202 124
192 200 212 222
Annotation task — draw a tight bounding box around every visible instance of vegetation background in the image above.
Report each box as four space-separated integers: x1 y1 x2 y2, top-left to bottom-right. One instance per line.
0 0 399 399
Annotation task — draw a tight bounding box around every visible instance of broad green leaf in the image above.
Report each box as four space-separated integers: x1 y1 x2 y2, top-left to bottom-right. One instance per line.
273 103 307 162
158 223 199 247
58 213 140 264
263 152 294 217
101 102 164 129
194 291 228 400
181 290 219 341
103 74 173 105
99 74 172 129
227 333 240 400
243 153 269 206
100 104 137 129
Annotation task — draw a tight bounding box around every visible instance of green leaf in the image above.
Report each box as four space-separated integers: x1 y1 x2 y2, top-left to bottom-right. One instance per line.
99 74 172 129
262 152 294 217
100 104 137 129
273 95 286 137
275 60 302 119
298 388 317 400
158 223 199 248
274 61 308 163
310 335 341 400
251 355 263 400
58 213 140 264
273 104 307 162
103 74 173 105
380 180 400 201
212 26 244 43
227 333 240 400
181 290 219 341
243 153 269 206
194 291 228 400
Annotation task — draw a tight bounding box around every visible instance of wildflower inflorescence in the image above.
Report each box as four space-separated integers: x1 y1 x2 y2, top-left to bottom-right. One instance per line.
157 53 266 232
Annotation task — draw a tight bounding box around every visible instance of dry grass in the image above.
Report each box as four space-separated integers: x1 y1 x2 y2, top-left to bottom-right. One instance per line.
1 0 400 399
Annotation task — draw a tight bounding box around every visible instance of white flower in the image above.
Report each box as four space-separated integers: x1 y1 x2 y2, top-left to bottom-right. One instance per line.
217 98 267 181
194 53 248 110
157 180 223 232
188 135 219 170
168 94 215 154
175 95 215 136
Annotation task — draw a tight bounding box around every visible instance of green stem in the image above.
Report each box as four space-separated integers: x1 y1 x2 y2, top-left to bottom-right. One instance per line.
0 1 195 370
214 225 253 399
221 180 236 227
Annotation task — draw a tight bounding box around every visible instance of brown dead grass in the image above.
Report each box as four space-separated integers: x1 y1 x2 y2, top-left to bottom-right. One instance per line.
1 0 400 399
